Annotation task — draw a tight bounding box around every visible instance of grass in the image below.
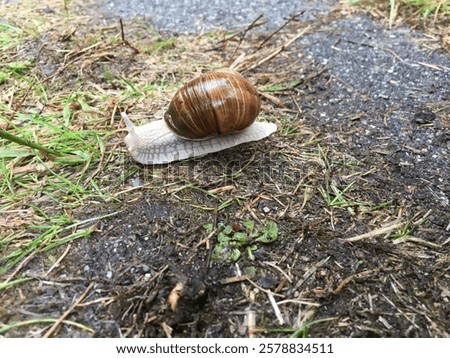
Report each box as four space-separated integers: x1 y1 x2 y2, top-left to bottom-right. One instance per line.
0 4 130 287
266 317 338 338
388 209 433 240
401 0 450 19
0 318 94 335
349 0 450 25
0 23 25 51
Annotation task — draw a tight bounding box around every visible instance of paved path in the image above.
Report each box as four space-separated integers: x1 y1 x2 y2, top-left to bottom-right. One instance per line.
101 0 332 33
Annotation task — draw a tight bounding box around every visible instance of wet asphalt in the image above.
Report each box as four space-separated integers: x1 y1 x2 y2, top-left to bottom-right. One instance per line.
101 0 334 33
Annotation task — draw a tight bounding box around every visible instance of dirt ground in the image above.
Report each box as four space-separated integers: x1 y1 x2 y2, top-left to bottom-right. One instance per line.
1 1 449 337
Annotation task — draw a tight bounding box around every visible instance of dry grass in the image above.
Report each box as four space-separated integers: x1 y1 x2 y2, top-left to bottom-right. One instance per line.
343 0 450 53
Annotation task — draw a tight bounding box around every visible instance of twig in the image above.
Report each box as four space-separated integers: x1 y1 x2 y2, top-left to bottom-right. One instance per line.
334 269 380 295
161 322 173 338
246 277 285 298
230 14 265 59
344 220 404 243
344 39 406 63
45 243 72 276
265 67 328 92
382 293 421 330
77 297 116 307
44 282 95 338
196 226 217 248
392 236 445 250
247 309 256 338
255 10 305 51
277 299 321 306
263 261 292 283
220 274 249 285
235 195 261 219
211 14 265 50
246 280 256 338
239 26 311 73
119 19 139 54
267 290 284 325
294 256 330 290
8 82 35 122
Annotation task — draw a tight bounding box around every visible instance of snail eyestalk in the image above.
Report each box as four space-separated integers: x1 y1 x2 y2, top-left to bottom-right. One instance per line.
121 112 135 132
121 112 140 156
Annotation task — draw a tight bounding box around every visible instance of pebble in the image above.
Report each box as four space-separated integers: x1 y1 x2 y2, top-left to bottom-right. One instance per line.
413 111 436 124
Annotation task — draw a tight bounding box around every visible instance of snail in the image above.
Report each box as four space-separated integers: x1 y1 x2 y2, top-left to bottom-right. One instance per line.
122 69 277 164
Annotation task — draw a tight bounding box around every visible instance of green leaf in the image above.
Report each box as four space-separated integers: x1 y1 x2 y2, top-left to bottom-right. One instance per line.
222 224 233 235
256 221 278 243
256 232 270 243
217 232 231 243
233 232 248 243
247 246 255 260
212 242 227 260
0 129 63 157
243 220 254 232
203 223 213 233
0 72 7 84
230 248 241 262
245 266 257 278
7 62 28 74
265 221 279 240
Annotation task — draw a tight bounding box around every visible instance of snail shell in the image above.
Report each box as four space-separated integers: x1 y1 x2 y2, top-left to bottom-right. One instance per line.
123 69 277 164
164 69 261 139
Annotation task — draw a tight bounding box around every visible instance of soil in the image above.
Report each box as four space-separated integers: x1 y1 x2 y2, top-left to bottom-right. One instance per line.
1 1 449 337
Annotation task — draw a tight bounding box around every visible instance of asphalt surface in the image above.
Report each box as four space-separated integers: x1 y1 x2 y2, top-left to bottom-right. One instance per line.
102 0 333 33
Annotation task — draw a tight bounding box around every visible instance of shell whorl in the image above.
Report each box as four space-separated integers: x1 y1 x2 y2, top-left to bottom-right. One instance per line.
164 69 260 139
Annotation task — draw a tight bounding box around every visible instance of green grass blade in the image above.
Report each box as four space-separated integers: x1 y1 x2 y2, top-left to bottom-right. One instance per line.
0 277 34 291
0 129 63 157
0 318 94 334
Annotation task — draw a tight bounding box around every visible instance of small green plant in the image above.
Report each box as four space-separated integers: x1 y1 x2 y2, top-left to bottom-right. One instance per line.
349 0 450 21
0 23 24 51
403 0 449 19
6 61 29 75
144 37 175 54
0 71 7 84
260 79 304 92
318 180 364 208
205 219 278 262
266 317 337 338
388 209 432 240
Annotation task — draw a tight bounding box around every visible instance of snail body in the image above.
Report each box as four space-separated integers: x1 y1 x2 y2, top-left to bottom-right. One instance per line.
123 69 277 164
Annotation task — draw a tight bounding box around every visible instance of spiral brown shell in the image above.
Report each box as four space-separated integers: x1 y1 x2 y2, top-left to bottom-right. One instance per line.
164 69 261 140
